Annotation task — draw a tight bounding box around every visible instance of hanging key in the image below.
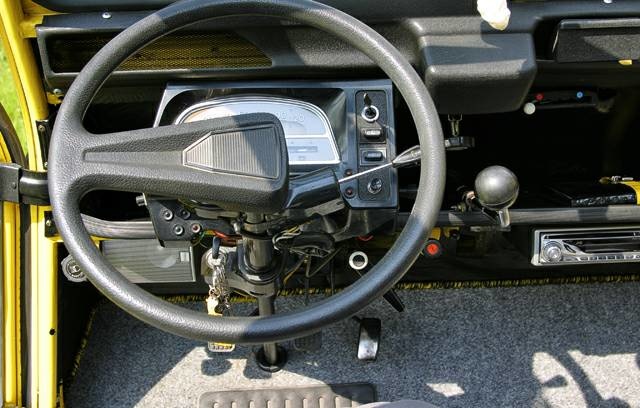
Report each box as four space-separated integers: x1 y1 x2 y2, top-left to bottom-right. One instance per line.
205 240 235 352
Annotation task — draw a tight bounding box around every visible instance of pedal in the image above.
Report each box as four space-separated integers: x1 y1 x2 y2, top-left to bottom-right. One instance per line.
382 289 405 312
293 331 322 352
357 317 381 361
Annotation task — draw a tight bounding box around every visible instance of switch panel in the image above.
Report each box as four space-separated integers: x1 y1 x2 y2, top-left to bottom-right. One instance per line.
354 89 396 208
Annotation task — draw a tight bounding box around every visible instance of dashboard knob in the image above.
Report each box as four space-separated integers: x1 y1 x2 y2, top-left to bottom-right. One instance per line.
367 177 384 194
542 242 563 263
474 165 519 211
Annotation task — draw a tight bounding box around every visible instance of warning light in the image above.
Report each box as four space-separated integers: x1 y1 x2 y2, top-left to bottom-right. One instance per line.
576 91 584 99
423 239 442 258
535 93 544 102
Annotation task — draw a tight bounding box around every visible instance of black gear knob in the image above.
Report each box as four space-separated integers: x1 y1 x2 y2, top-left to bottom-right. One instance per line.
474 165 519 212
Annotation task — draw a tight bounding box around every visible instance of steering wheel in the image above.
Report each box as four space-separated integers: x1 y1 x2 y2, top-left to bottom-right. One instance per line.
49 0 445 344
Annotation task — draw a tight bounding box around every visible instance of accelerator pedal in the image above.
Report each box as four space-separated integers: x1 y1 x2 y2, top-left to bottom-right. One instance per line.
199 383 377 408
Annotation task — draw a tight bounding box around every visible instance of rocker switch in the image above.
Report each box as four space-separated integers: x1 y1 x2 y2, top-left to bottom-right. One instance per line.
363 150 384 162
360 128 385 141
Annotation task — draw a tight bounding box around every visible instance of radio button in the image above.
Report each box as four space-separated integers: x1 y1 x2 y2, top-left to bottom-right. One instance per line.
541 242 563 263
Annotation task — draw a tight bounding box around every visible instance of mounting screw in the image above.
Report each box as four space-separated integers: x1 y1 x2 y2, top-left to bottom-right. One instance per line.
45 219 52 227
61 255 87 283
344 187 355 198
344 169 354 177
10 182 17 189
191 223 202 234
161 209 173 221
179 209 190 219
43 161 48 169
37 124 46 133
173 225 184 236
52 88 63 96
102 11 112 19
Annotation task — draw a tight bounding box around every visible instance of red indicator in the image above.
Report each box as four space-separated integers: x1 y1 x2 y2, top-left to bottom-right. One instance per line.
535 93 544 102
423 239 442 258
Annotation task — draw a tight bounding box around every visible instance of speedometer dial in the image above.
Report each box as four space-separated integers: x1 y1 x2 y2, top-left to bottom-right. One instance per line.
175 96 340 166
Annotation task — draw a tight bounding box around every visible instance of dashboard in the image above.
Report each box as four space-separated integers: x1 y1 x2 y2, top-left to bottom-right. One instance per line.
35 1 640 115
32 0 640 286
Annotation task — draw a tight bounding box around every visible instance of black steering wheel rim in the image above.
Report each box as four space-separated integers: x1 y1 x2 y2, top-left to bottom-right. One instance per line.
49 0 446 343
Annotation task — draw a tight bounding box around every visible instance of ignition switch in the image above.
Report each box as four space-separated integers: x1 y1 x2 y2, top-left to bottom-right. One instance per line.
361 93 380 123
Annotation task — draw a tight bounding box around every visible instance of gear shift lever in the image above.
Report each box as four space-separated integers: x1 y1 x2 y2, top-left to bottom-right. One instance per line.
474 166 519 228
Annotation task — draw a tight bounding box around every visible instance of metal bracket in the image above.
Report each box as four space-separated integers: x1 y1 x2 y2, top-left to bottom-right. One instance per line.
0 163 20 203
0 163 48 205
44 212 57 237
36 119 52 167
146 198 233 244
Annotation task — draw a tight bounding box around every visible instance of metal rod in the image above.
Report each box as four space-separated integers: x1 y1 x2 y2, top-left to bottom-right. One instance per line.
257 296 278 365
396 205 640 228
338 145 421 184
338 163 393 183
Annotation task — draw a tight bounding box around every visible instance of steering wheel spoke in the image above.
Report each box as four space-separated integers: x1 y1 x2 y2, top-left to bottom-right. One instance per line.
57 114 289 212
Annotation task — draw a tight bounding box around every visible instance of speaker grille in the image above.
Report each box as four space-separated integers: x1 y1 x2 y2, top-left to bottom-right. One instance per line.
102 239 195 283
47 32 271 73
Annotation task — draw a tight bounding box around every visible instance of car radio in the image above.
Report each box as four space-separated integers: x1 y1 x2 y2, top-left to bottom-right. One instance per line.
153 80 397 210
532 226 640 266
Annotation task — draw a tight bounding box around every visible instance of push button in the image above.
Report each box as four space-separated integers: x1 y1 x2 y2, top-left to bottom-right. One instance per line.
360 128 385 140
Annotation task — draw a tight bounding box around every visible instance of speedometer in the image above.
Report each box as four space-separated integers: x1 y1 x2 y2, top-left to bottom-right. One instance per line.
174 96 341 166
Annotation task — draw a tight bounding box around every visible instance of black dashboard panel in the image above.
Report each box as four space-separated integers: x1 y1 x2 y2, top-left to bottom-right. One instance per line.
34 0 640 113
33 0 474 17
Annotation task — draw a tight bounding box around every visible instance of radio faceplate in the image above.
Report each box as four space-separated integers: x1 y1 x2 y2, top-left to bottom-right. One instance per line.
532 226 640 266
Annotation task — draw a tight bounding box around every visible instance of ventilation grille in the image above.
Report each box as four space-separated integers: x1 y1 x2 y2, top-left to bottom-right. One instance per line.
102 239 195 284
47 32 271 73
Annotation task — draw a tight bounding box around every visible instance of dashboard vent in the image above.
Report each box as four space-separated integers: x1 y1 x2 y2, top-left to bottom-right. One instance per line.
46 32 271 73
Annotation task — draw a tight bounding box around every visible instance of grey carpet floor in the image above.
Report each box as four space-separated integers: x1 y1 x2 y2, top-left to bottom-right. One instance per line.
66 282 640 408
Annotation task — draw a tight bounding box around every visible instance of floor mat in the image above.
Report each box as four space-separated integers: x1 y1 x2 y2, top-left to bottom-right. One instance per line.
66 282 640 408
198 383 376 408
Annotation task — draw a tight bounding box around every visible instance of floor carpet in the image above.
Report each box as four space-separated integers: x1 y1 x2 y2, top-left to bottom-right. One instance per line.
66 281 640 408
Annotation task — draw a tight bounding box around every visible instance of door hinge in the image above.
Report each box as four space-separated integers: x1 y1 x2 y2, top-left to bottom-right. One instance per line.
0 163 49 205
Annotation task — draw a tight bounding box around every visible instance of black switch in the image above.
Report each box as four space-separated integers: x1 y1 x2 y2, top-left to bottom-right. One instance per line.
363 150 384 161
361 127 385 140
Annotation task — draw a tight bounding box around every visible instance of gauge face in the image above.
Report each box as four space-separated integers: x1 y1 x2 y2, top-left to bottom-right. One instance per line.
175 96 340 165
